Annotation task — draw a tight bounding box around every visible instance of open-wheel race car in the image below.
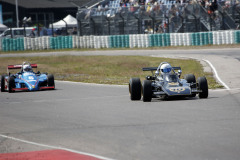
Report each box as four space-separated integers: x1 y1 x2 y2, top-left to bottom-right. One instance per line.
1 62 55 93
129 62 208 102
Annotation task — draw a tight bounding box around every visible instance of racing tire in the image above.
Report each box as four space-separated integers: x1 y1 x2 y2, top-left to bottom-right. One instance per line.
142 80 152 102
184 74 196 97
8 76 15 93
1 75 6 92
47 74 55 89
129 78 142 100
198 77 208 98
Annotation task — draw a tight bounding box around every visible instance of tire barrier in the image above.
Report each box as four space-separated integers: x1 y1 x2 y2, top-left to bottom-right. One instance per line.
191 32 213 46
129 34 149 48
24 37 50 50
109 35 129 48
212 31 235 45
50 36 73 49
94 36 109 49
149 33 171 47
2 38 24 52
235 30 240 44
1 30 240 52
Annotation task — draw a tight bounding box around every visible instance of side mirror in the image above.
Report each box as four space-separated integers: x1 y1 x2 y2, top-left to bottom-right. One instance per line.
178 70 182 78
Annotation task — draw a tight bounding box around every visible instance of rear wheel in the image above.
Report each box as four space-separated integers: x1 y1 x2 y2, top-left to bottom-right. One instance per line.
1 75 6 92
184 74 196 97
142 80 152 102
8 76 15 93
129 78 141 100
47 74 55 89
198 77 208 98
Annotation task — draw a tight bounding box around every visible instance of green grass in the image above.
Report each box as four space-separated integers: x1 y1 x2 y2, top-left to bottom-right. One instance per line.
0 56 223 89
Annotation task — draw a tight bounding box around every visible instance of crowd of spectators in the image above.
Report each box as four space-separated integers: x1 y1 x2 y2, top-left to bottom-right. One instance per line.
93 0 239 33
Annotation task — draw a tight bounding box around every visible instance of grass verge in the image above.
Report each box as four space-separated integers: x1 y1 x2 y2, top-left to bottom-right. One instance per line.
0 56 223 89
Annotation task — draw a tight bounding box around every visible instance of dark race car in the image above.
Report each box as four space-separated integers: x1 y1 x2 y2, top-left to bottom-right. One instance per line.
129 62 208 102
1 62 55 93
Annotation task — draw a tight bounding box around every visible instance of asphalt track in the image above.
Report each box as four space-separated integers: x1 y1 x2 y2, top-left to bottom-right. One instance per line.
0 48 240 160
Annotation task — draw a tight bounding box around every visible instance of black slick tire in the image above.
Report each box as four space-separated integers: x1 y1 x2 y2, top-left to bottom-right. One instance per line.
1 75 5 92
8 76 15 93
129 78 141 100
198 77 208 98
184 74 196 97
47 74 55 89
142 80 152 102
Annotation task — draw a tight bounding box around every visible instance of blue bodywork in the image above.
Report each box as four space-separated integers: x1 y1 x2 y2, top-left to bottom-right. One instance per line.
161 80 192 96
7 71 48 91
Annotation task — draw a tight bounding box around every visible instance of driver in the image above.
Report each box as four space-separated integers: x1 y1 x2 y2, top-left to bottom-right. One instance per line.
155 63 172 81
23 64 33 72
160 63 172 75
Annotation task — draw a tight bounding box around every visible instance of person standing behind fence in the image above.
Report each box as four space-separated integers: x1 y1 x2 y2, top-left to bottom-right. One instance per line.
30 30 35 38
139 0 145 5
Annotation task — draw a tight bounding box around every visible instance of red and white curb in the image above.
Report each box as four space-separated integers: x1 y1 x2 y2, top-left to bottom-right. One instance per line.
0 134 114 160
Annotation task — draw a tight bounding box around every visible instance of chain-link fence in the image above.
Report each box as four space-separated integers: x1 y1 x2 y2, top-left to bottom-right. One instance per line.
76 2 240 36
2 1 239 38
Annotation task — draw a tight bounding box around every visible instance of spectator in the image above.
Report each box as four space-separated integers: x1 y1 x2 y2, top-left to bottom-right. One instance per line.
145 25 153 33
201 0 206 7
98 4 102 11
153 1 160 13
210 0 218 12
72 27 77 35
30 30 35 38
139 0 145 5
214 10 221 30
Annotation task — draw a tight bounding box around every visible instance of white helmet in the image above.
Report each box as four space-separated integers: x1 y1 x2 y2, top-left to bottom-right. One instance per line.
160 63 172 74
23 64 33 72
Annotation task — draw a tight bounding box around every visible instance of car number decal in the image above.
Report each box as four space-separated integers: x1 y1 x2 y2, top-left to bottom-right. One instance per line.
28 76 34 80
169 82 178 86
169 88 185 93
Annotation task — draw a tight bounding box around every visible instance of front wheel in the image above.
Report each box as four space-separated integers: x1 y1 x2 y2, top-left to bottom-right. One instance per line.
129 78 142 100
47 74 55 89
1 75 6 92
198 77 208 98
8 76 15 93
142 80 152 102
184 74 196 97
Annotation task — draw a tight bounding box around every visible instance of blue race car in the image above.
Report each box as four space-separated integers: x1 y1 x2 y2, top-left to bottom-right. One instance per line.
1 62 55 93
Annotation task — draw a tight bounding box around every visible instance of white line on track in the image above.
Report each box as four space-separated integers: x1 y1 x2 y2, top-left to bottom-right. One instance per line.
0 134 115 160
210 88 240 92
175 56 231 90
202 59 230 90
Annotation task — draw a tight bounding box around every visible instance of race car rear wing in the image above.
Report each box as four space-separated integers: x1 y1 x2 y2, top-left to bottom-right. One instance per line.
7 64 37 74
142 67 158 71
8 64 37 69
142 67 181 71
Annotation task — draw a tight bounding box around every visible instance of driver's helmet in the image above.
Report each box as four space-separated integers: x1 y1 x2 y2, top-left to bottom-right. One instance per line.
23 64 33 72
160 63 172 74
